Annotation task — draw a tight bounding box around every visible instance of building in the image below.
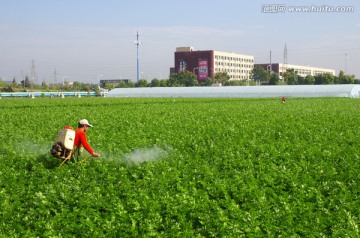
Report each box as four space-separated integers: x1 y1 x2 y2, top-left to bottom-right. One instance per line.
173 47 254 81
255 63 335 77
99 79 130 88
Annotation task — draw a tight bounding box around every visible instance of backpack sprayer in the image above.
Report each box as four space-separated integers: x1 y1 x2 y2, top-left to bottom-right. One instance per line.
50 126 75 161
50 126 92 168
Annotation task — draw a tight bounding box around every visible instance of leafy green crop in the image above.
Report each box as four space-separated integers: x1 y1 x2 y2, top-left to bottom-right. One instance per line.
0 97 359 237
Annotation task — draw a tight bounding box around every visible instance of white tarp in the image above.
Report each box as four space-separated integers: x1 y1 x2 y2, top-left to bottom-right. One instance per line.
107 85 360 98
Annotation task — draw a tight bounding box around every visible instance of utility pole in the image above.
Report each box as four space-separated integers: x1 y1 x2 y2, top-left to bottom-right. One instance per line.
135 31 140 82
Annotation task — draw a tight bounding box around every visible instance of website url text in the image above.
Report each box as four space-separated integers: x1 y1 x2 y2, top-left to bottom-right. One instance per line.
261 4 355 13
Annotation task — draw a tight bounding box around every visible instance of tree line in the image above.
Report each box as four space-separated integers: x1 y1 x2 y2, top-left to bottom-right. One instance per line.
1 68 358 92
109 68 358 89
0 75 98 92
251 66 357 85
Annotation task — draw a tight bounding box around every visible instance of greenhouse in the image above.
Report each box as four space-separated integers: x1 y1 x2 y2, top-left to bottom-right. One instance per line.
107 85 360 98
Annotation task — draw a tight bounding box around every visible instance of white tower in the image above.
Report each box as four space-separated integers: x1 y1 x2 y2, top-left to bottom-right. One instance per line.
135 31 141 82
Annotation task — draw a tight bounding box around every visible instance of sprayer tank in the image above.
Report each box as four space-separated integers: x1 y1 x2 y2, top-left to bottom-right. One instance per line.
55 127 75 150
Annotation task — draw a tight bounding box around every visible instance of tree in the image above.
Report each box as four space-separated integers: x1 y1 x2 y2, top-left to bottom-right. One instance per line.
204 77 213 86
344 74 355 84
72 81 82 91
214 72 230 85
168 73 181 87
127 81 136 87
228 80 243 86
150 78 161 87
168 70 198 87
104 83 115 90
159 79 168 87
251 66 269 83
41 81 48 89
315 73 334 85
80 83 91 91
23 75 31 88
303 75 315 85
338 70 355 84
136 79 148 87
62 83 71 91
0 78 8 88
11 78 18 87
269 72 280 85
283 69 298 85
324 73 335 84
116 81 128 88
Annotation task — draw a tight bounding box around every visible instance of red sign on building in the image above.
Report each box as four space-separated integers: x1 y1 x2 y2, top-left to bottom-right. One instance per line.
198 59 208 81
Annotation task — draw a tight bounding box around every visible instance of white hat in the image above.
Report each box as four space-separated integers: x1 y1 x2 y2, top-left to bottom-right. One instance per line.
79 119 93 127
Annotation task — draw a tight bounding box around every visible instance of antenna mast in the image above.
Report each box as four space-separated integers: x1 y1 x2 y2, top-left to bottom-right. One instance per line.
135 31 140 82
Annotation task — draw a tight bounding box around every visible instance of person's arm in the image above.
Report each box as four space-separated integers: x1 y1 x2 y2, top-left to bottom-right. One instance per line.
79 133 95 155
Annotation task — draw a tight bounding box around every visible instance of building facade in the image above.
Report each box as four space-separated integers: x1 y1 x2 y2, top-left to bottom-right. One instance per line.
255 63 335 77
174 47 254 81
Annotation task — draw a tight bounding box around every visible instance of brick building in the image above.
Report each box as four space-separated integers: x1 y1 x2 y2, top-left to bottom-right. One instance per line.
173 47 254 81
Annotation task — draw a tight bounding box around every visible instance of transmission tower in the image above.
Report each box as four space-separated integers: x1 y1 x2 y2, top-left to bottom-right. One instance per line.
30 59 37 85
283 44 288 71
54 68 57 84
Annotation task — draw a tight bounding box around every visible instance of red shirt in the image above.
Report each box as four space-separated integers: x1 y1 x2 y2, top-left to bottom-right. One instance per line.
74 128 94 155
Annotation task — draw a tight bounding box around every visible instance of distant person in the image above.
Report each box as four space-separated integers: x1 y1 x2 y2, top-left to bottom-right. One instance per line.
281 97 286 103
73 119 100 160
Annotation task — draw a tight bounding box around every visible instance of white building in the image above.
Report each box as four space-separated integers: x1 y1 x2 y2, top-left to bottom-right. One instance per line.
213 51 254 80
255 63 335 77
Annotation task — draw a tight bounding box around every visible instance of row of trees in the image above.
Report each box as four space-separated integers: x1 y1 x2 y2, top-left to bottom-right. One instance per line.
252 66 357 85
110 68 357 89
1 68 358 92
106 71 253 89
0 76 98 92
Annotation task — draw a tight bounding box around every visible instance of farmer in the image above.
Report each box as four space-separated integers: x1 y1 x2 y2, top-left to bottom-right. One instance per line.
73 119 100 160
281 97 286 103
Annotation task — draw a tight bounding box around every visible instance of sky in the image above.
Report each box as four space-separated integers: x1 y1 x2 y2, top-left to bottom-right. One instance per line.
0 0 359 84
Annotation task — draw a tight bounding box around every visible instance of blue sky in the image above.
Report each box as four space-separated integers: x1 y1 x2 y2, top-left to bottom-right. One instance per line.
0 0 359 83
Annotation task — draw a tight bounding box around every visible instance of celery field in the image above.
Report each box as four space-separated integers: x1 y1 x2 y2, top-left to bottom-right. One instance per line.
0 97 359 237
